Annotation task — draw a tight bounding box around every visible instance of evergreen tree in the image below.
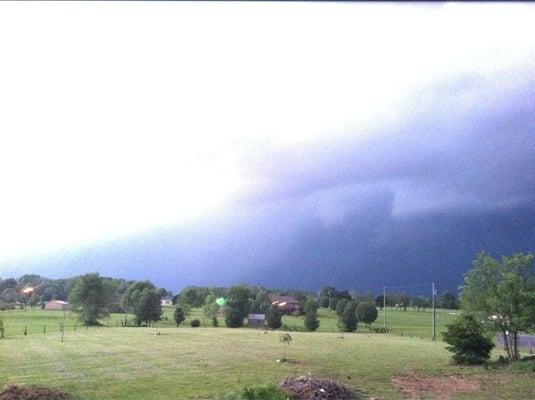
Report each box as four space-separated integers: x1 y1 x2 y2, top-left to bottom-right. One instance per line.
303 299 320 332
338 301 358 332
173 306 185 327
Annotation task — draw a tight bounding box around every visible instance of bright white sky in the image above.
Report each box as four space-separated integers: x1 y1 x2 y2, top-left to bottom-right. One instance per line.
1 2 535 263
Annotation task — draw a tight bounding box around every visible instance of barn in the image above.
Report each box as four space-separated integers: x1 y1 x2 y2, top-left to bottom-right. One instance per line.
44 300 69 310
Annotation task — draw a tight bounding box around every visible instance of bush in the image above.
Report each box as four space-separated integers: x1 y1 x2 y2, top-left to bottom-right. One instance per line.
173 306 185 327
266 306 282 330
338 301 358 332
357 302 378 326
224 384 293 400
510 356 535 373
190 319 201 327
442 313 494 365
212 316 219 327
225 308 244 328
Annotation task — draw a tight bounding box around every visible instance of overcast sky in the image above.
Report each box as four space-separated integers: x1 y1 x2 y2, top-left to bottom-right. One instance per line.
1 3 534 291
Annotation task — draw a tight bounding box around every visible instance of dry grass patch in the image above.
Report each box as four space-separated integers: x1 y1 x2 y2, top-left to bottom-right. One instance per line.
391 374 480 399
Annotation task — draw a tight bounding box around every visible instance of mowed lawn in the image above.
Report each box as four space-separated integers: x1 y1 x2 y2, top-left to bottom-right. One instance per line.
1 325 535 399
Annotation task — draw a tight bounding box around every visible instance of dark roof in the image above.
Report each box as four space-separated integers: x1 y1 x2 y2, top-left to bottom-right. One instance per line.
268 295 299 305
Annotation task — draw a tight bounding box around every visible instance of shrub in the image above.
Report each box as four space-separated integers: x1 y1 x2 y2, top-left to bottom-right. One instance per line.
190 319 201 327
173 306 186 327
212 316 219 327
442 313 494 365
266 306 282 330
357 302 378 326
510 357 535 373
225 308 244 328
338 301 358 332
224 384 293 400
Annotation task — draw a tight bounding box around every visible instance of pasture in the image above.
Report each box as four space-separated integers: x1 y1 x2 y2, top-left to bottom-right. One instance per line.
1 309 534 399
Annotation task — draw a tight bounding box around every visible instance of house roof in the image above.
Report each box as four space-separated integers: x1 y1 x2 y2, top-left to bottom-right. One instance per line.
47 300 69 305
268 295 299 305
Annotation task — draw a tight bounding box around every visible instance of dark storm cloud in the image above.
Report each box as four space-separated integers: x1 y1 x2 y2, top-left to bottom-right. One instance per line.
4 70 535 293
241 70 535 215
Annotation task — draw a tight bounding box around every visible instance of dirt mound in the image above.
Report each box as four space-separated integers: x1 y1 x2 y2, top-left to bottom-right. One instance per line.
279 375 356 399
391 374 480 399
0 385 72 400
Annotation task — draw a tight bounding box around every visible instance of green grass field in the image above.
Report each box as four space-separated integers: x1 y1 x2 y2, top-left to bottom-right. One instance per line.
1 308 535 399
0 306 456 339
1 324 534 399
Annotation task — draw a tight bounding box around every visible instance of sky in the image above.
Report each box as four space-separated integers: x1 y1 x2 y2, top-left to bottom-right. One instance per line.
1 2 535 293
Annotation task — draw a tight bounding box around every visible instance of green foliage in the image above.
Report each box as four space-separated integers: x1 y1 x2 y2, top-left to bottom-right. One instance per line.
335 299 348 316
133 288 162 326
510 357 535 373
173 306 185 327
203 302 220 320
442 313 494 365
266 306 282 330
439 291 458 309
190 319 201 327
224 384 293 400
212 316 219 327
0 317 4 339
180 286 210 308
69 273 111 325
338 301 358 332
227 285 254 320
460 252 535 361
279 332 292 360
225 308 244 328
304 307 320 332
357 302 378 325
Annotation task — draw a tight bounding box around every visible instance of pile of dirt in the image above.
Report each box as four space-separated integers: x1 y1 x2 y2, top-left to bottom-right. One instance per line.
0 385 72 400
278 375 355 399
391 374 480 400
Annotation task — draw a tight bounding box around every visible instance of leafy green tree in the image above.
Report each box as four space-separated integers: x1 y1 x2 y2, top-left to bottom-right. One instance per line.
203 301 219 321
328 297 338 311
227 285 254 319
303 299 320 331
69 273 112 325
225 308 244 328
133 288 162 326
440 291 458 310
442 313 494 365
460 252 535 361
335 298 348 316
357 302 378 326
266 305 282 329
338 301 358 332
251 291 271 314
173 306 186 327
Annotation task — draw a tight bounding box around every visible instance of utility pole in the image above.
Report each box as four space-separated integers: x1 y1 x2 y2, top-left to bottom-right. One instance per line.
432 282 436 341
383 286 386 329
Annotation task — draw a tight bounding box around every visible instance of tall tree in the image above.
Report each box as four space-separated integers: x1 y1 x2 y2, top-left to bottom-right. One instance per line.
338 301 358 332
460 252 535 361
303 299 320 332
133 288 162 326
227 285 254 319
69 273 112 325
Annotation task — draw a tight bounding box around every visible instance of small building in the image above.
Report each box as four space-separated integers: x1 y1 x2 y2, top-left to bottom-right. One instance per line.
161 296 173 307
44 300 69 310
269 295 301 314
247 314 266 329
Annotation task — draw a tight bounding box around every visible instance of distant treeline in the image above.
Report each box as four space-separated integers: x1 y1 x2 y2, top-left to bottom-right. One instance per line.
0 274 458 314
